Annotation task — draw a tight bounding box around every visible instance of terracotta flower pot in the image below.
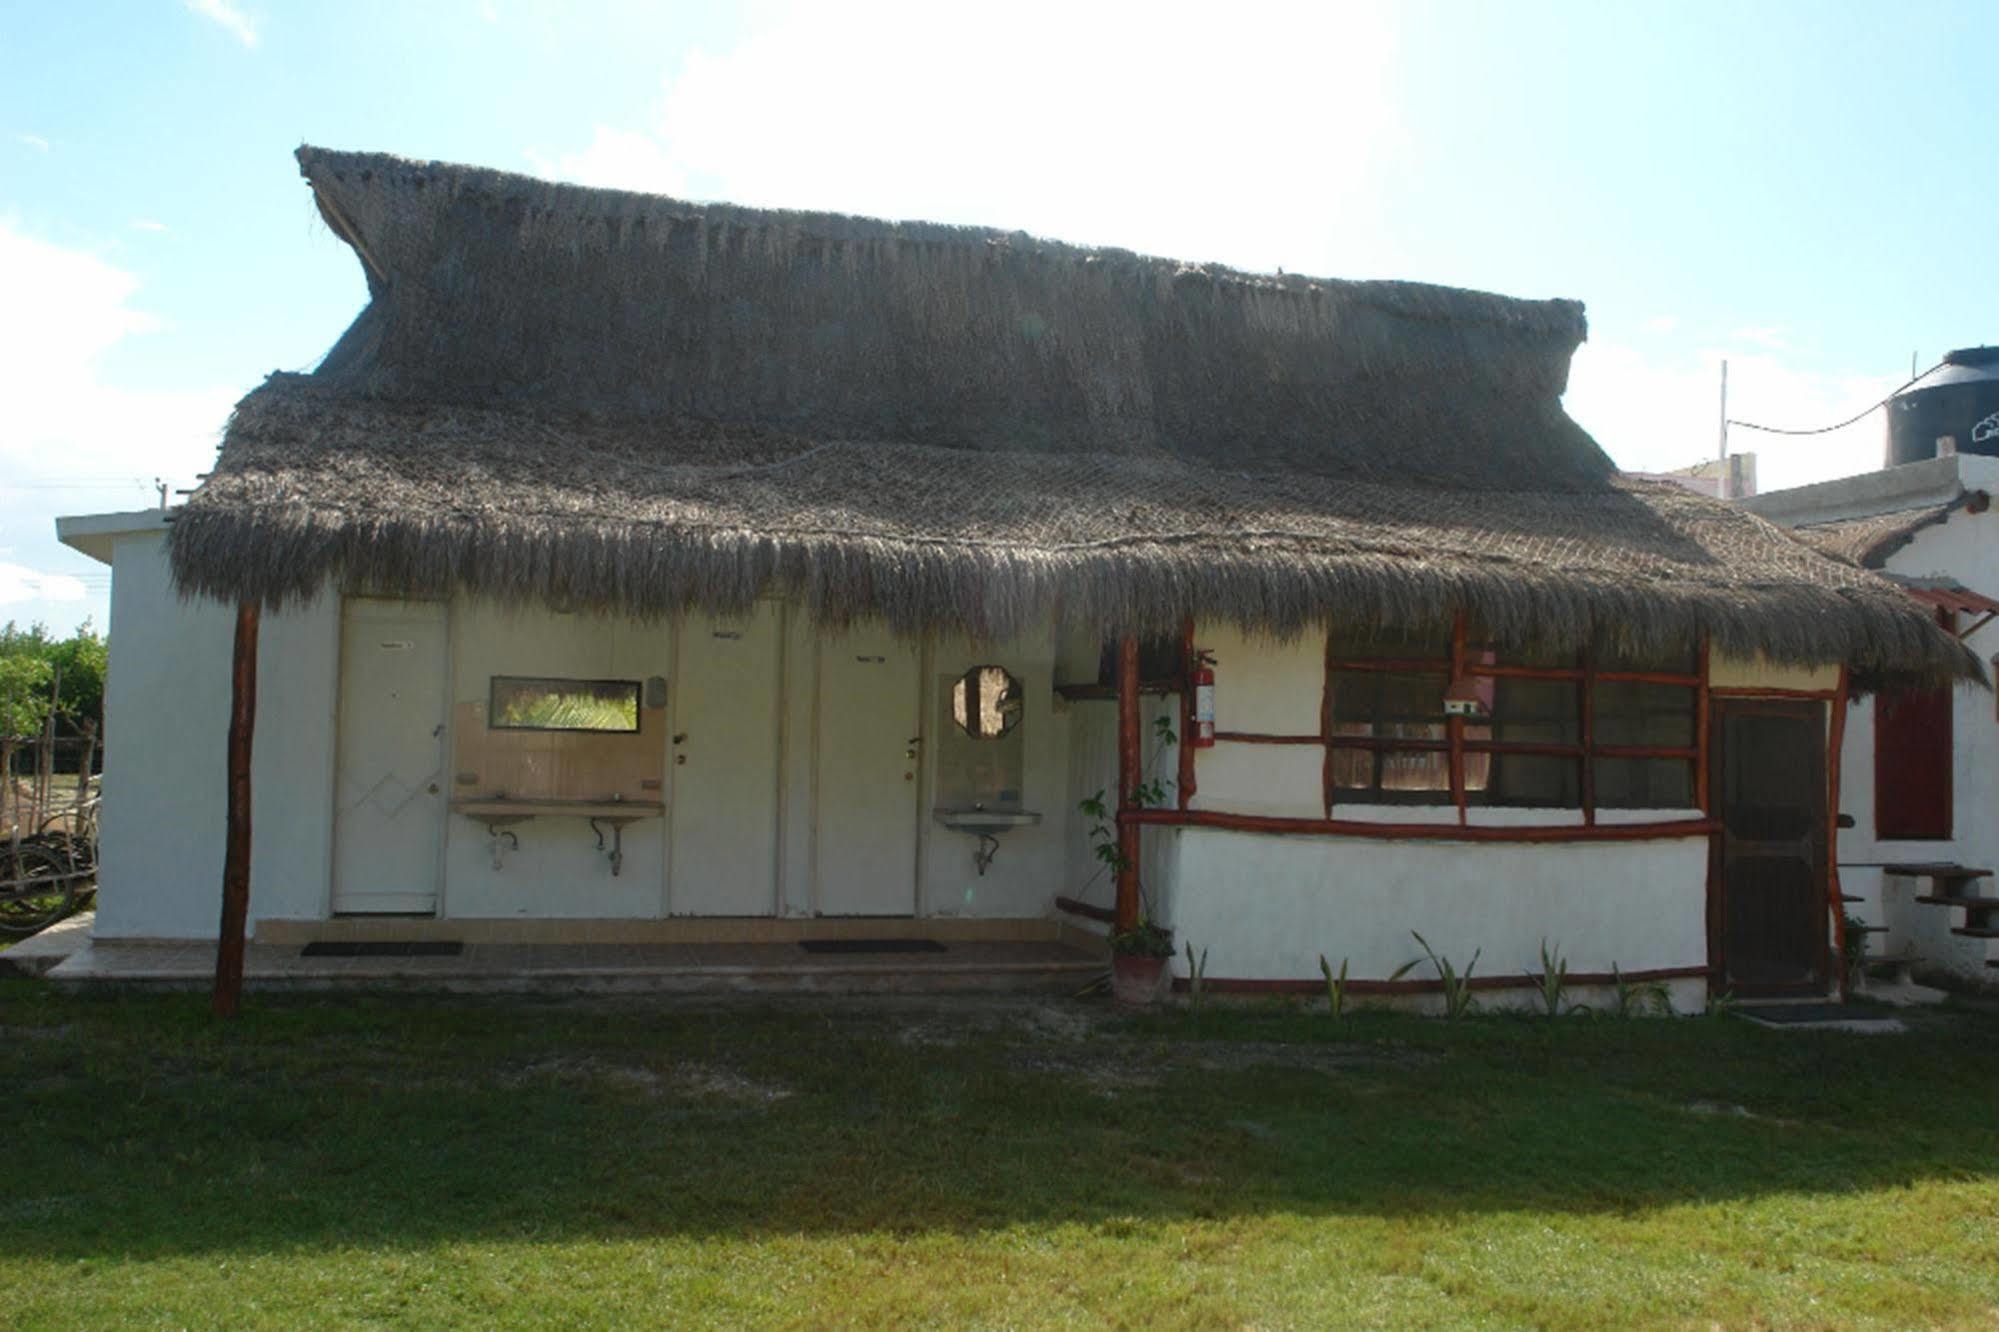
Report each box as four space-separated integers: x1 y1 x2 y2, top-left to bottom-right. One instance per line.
1111 954 1168 1005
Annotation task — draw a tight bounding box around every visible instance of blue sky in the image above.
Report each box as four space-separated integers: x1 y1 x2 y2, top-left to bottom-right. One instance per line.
4 0 1996 634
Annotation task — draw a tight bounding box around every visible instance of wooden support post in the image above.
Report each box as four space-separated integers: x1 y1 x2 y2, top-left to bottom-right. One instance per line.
1828 665 1850 999
1177 618 1196 811
213 599 261 1020
1114 632 1142 932
1320 627 1336 818
1579 642 1596 826
1694 636 1712 813
1448 611 1468 825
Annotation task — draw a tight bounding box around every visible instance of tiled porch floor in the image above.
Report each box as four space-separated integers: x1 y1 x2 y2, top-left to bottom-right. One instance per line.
48 937 1106 993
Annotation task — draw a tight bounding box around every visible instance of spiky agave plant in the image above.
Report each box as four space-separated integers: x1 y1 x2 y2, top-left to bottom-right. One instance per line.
1393 931 1480 1020
1184 942 1209 1014
1319 954 1352 1021
1528 938 1570 1017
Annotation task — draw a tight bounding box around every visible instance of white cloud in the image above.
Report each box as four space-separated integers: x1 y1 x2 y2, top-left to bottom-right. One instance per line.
15 133 49 152
0 563 87 605
129 219 169 233
0 221 236 496
526 0 1404 274
1730 325 1788 350
1643 315 1677 334
1566 336 1898 495
185 0 258 47
479 0 498 21
525 127 688 197
0 223 234 632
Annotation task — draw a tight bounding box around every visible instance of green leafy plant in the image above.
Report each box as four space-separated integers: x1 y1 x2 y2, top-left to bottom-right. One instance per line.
1842 913 1871 990
1393 931 1481 1020
1110 919 1174 958
1319 954 1352 1021
1607 963 1673 1019
1184 942 1209 1012
1706 987 1738 1020
1079 773 1173 877
1528 938 1570 1018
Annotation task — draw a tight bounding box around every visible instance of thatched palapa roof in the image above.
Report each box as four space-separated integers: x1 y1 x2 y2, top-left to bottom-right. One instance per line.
1793 500 1963 569
170 147 1976 683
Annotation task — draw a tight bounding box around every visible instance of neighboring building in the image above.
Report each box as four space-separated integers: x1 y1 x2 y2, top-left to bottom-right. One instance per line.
1746 351 1999 986
1629 452 1757 500
56 148 1974 1008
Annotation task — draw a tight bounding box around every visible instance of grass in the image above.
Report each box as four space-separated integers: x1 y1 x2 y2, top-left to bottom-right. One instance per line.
1 984 1996 1328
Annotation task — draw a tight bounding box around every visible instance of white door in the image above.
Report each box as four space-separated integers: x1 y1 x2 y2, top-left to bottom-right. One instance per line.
331 599 448 914
668 607 782 915
814 627 920 915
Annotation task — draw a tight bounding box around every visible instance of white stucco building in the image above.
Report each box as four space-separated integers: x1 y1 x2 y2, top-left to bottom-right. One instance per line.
1748 450 1999 987
50 148 1979 1007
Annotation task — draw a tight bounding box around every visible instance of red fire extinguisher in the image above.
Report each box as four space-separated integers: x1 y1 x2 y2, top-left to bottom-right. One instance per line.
1190 650 1216 748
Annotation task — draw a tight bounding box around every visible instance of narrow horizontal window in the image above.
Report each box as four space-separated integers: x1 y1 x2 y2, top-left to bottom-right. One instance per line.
1321 622 1706 818
489 677 642 733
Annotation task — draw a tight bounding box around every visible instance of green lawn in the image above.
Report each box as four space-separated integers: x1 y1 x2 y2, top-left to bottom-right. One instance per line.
2 983 1996 1329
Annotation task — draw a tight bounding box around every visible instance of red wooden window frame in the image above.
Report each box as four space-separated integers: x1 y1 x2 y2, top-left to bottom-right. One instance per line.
1316 614 1707 825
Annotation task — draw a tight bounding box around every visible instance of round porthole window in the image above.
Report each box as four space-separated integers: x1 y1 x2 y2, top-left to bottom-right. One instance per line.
951 665 1023 740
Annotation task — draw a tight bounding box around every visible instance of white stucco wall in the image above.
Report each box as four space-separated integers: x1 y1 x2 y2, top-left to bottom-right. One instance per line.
1837 502 1999 981
83 523 1857 1000
87 532 1087 934
1158 828 1709 1007
94 531 338 939
440 603 673 919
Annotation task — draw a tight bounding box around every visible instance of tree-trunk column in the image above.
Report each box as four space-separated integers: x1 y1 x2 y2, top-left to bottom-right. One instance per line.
213 599 260 1019
1115 633 1141 932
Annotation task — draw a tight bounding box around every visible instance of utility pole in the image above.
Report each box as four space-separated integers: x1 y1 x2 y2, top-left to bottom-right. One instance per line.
1716 359 1729 500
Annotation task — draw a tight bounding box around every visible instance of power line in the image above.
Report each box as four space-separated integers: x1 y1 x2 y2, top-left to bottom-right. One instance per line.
1726 361 1939 437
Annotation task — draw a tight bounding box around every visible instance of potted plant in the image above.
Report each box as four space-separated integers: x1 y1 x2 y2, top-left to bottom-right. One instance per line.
1110 919 1174 1005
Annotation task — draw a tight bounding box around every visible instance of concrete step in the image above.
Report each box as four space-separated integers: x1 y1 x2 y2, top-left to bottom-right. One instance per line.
0 911 94 977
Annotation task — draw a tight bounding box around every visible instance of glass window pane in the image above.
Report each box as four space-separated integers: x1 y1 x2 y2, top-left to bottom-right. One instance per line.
1379 749 1452 793
1330 666 1450 804
1475 753 1580 808
1595 682 1696 748
1491 677 1581 745
490 677 641 732
951 665 1023 740
1332 673 1448 729
1596 758 1694 809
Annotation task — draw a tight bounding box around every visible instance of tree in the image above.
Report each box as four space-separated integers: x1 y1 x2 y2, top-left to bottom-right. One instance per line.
0 652 52 740
0 620 105 735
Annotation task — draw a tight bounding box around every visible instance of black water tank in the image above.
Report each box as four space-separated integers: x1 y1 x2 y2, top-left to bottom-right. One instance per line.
1887 346 1999 465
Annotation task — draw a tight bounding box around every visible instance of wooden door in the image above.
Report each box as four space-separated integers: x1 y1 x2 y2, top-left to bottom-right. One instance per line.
332 599 448 914
814 627 921 915
1710 700 1828 993
667 607 782 915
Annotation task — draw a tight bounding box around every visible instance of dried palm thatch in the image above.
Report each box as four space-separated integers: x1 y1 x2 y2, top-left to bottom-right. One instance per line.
171 147 1978 685
1793 500 1963 568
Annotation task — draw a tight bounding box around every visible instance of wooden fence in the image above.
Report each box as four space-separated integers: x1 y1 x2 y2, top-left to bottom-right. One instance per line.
3 726 101 839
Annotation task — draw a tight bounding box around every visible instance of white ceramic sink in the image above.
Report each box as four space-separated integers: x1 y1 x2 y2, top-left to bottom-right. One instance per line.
932 808 1042 835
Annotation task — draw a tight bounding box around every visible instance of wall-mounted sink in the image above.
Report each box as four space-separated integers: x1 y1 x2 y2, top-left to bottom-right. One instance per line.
933 809 1042 835
933 809 1041 875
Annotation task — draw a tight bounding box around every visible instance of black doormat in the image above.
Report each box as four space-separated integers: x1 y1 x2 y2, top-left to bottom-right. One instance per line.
300 941 465 958
1735 1003 1865 1025
798 939 947 954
